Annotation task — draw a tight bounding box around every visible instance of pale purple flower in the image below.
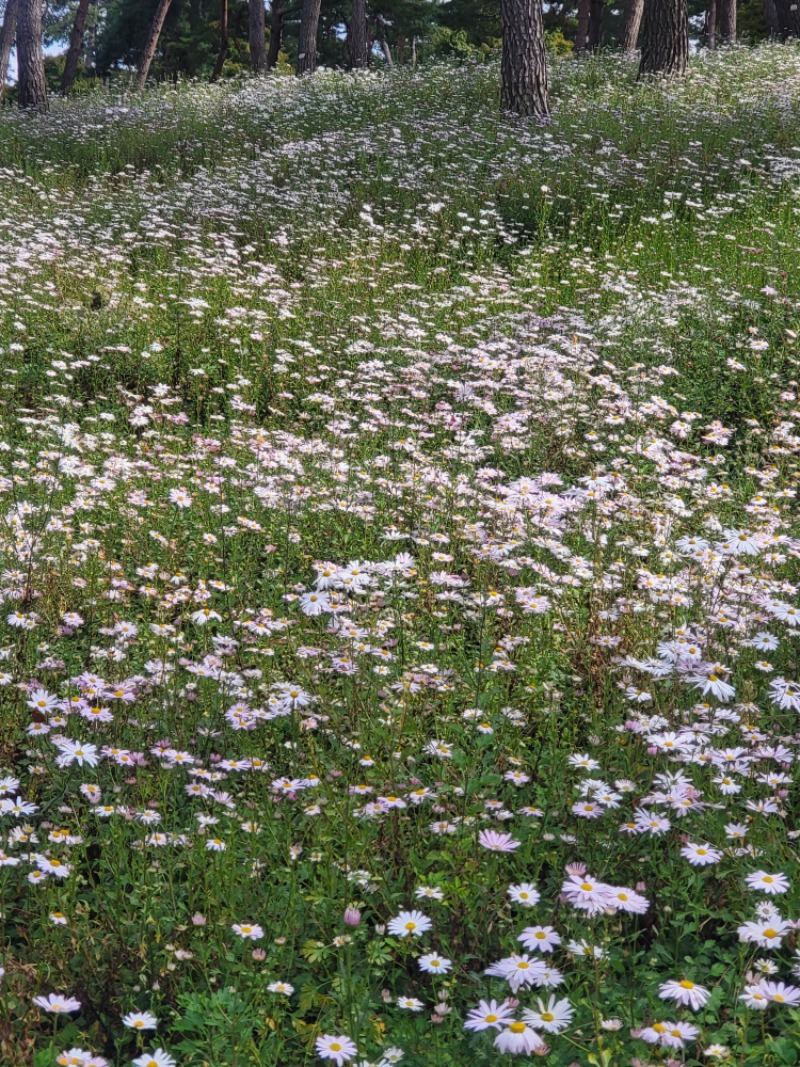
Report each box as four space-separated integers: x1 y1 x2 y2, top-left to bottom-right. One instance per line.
478 829 520 852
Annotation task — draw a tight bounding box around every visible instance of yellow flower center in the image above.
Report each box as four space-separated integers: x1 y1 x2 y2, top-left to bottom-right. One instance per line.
509 1022 526 1034
679 980 694 989
764 928 778 939
541 1012 555 1022
404 921 416 931
485 1014 498 1023
580 882 594 891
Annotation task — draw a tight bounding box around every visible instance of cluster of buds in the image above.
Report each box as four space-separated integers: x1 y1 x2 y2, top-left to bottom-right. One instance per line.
431 986 451 1024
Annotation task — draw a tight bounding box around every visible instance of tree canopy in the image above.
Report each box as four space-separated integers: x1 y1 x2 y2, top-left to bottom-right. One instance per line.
1 0 780 90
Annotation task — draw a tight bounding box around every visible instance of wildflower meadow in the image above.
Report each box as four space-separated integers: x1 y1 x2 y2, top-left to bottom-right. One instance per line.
3 43 800 1067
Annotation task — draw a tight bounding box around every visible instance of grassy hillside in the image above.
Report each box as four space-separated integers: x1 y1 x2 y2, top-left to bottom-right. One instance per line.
2 44 800 1067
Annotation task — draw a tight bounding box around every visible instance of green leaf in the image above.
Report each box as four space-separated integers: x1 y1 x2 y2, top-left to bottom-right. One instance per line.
770 1037 799 1065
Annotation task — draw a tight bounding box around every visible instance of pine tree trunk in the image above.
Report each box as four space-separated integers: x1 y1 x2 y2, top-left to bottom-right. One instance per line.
638 0 688 77
61 0 92 93
717 0 735 40
0 0 18 98
762 0 780 33
772 0 800 35
266 0 284 67
375 16 392 66
350 0 368 68
704 0 717 45
587 0 605 47
249 0 266 71
84 0 98 70
136 0 174 87
620 0 644 51
17 0 47 110
500 0 549 120
210 0 228 79
297 0 321 73
575 0 591 50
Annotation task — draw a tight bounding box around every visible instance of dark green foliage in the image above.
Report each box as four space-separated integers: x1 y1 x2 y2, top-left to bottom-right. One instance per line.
35 0 800 80
738 0 771 38
438 0 500 46
96 0 224 76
